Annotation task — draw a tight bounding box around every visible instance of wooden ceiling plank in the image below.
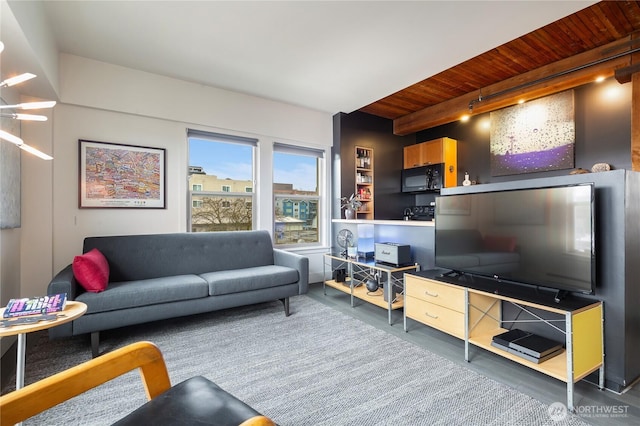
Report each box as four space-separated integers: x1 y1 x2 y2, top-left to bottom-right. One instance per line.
590 3 628 39
364 2 640 122
599 1 636 35
394 37 632 135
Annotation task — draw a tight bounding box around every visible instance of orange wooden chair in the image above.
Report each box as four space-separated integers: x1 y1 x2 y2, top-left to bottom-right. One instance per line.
0 341 275 426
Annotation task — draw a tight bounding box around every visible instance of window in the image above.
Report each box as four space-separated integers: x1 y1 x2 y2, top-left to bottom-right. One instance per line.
188 130 256 232
273 142 324 246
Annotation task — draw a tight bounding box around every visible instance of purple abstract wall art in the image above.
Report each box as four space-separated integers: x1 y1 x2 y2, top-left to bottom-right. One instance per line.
490 90 575 176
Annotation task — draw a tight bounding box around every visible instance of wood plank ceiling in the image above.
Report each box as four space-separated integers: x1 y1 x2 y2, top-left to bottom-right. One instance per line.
359 1 640 135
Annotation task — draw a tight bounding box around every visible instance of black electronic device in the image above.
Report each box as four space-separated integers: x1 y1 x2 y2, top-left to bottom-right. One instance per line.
401 164 443 193
508 334 564 359
434 183 595 297
334 268 346 283
491 329 531 348
491 329 564 364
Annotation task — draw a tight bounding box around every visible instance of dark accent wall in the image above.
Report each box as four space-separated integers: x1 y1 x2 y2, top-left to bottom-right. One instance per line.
333 77 637 392
332 111 414 220
415 79 632 187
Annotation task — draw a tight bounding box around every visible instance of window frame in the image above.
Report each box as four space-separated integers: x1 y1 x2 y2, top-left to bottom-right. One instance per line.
187 129 257 232
272 142 325 248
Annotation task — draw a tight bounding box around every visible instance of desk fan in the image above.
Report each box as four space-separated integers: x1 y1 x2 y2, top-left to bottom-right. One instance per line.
336 229 354 257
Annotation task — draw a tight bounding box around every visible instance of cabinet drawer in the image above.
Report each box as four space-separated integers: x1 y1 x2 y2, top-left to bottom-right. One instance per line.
406 297 465 339
405 276 465 312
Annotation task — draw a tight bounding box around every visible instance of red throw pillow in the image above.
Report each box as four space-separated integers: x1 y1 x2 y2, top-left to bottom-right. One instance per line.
72 248 110 292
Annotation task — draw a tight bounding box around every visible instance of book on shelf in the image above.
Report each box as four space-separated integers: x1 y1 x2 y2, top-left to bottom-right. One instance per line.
2 293 67 318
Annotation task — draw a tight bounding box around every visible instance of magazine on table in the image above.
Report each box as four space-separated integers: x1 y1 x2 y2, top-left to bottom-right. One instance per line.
2 293 67 318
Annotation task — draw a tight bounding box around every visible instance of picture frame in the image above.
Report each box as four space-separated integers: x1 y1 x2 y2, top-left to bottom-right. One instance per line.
79 139 166 209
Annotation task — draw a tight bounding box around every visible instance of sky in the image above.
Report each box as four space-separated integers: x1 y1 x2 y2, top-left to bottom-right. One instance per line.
189 139 317 191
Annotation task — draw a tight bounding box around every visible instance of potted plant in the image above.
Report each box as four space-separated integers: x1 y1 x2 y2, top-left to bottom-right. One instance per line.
340 194 362 219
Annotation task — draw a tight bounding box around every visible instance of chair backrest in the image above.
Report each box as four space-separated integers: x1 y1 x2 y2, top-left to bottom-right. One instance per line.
0 341 276 426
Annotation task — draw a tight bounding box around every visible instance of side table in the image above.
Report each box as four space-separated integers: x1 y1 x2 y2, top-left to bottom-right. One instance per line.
0 301 87 391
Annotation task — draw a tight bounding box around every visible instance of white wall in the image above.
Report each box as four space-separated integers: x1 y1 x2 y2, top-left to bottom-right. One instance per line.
32 54 332 290
3 1 328 362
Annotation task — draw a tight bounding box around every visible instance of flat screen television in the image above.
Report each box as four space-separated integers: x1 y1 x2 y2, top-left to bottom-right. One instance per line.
434 183 595 297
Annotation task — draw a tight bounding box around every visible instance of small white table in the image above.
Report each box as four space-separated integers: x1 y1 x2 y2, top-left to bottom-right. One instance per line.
0 301 87 391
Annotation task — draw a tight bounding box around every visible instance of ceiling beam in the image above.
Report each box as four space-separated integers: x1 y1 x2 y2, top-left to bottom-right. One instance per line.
394 37 634 136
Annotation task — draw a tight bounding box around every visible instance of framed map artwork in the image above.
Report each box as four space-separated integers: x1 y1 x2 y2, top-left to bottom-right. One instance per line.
79 140 166 208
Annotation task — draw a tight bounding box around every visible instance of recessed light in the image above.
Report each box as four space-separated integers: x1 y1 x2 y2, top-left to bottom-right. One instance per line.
460 114 470 122
595 76 605 83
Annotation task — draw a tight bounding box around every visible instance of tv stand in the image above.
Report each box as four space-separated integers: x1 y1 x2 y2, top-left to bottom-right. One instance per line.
404 273 604 412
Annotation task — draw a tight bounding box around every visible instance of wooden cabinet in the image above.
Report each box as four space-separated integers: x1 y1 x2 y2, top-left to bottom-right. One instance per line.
404 273 604 411
403 137 457 187
355 146 374 219
405 275 467 339
403 144 425 169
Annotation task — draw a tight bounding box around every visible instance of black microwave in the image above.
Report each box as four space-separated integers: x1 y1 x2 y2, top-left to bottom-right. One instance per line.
401 164 443 193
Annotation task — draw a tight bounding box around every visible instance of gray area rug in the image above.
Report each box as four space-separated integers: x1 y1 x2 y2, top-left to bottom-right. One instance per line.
4 295 589 425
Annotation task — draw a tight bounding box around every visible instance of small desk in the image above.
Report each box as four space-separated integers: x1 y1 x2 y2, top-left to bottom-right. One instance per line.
0 301 87 391
323 253 418 325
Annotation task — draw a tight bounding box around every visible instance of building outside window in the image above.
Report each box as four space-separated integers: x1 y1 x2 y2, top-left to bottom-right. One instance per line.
273 142 323 245
188 130 326 247
188 130 256 232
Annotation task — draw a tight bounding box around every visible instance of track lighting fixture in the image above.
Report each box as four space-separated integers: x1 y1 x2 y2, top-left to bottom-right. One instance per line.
0 100 57 110
0 130 53 160
0 113 47 121
0 42 55 160
0 73 36 88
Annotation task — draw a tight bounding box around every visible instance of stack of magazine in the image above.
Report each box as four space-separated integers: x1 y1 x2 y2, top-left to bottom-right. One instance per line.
2 293 67 318
491 329 564 364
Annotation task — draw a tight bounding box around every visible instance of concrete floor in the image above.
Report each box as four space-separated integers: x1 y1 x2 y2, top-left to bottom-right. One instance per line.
307 282 640 426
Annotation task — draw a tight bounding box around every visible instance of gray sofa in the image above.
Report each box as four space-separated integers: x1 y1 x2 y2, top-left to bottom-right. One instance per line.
47 230 308 356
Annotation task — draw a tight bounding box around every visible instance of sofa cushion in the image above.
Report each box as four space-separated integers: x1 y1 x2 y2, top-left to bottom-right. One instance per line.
72 248 110 293
199 266 299 296
76 275 208 314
